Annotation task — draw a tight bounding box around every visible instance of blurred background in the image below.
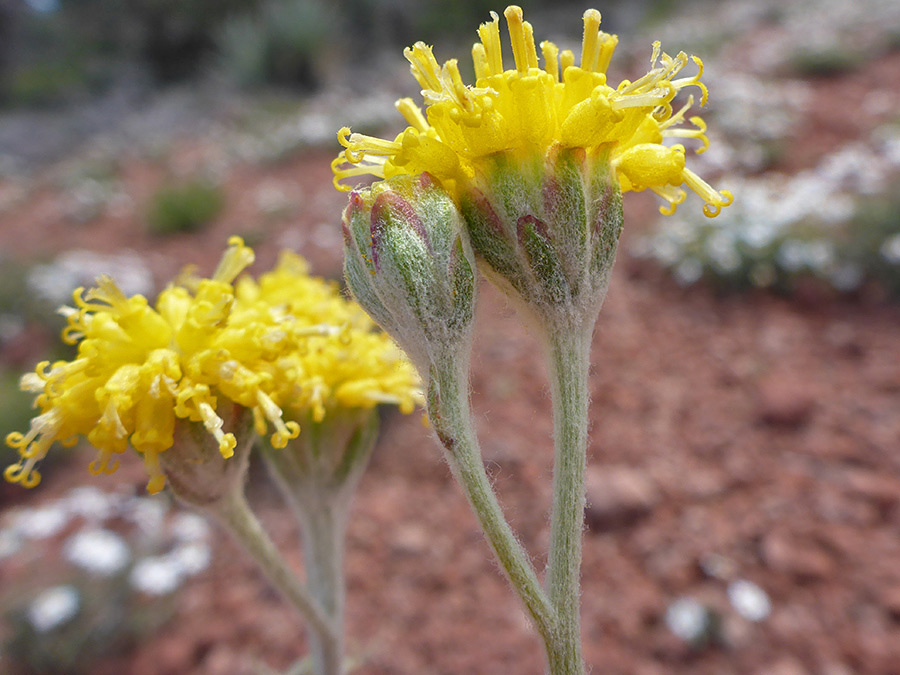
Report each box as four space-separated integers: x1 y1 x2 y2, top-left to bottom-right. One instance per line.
1 0 899 673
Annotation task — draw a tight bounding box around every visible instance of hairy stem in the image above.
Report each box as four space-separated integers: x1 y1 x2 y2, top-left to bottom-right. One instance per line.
545 322 592 675
427 350 556 658
297 498 348 675
260 412 378 675
210 489 339 674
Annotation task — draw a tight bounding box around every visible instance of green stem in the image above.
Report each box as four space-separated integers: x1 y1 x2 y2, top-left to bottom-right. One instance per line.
210 489 339 673
260 412 378 675
545 322 592 675
428 351 556 657
297 498 347 675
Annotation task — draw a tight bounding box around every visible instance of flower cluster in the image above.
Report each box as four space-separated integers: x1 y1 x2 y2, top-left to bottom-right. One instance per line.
333 5 731 218
5 238 421 494
232 250 422 420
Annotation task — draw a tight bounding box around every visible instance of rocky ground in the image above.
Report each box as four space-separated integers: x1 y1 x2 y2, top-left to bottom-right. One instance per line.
1 5 900 674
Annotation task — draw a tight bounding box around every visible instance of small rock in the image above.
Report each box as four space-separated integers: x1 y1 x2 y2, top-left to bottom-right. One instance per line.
727 579 771 622
761 656 810 675
391 523 430 556
584 465 660 532
762 532 835 581
664 596 716 645
680 467 730 500
820 662 855 675
202 645 246 675
843 469 900 507
877 585 900 618
755 373 815 427
154 634 196 674
824 322 864 359
699 553 738 580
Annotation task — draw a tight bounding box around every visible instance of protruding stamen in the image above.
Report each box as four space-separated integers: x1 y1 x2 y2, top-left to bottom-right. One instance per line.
443 59 475 112
504 6 530 74
659 95 693 129
541 40 559 82
7 410 60 452
662 115 709 153
85 276 129 311
472 43 491 80
59 327 82 348
523 21 539 69
671 56 708 105
213 236 255 285
339 128 401 164
650 185 687 215
89 448 119 476
198 402 237 458
396 98 430 132
650 41 662 68
331 156 387 192
256 390 300 449
580 9 603 71
611 81 676 110
404 42 443 93
617 44 685 99
143 450 165 494
4 460 41 488
560 49 575 73
6 429 35 451
596 33 618 74
477 11 503 75
681 167 733 217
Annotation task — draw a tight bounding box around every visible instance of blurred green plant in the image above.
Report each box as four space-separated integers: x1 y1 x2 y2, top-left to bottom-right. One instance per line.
0 259 40 321
790 46 866 77
6 61 97 108
0 5 108 107
1 0 574 105
846 184 900 296
146 180 225 235
0 256 69 337
0 490 213 674
217 0 336 89
634 171 900 298
0 372 38 476
409 0 532 44
2 579 168 675
1 0 261 104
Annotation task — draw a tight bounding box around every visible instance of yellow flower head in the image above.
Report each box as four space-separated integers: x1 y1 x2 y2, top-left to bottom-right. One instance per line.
5 238 421 494
232 251 423 425
333 5 732 217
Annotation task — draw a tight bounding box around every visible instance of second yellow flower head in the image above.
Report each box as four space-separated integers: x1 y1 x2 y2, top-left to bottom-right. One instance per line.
5 238 421 494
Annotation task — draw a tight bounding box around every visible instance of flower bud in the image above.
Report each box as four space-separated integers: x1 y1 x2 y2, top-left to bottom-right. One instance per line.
161 404 254 508
459 146 623 327
342 173 476 369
